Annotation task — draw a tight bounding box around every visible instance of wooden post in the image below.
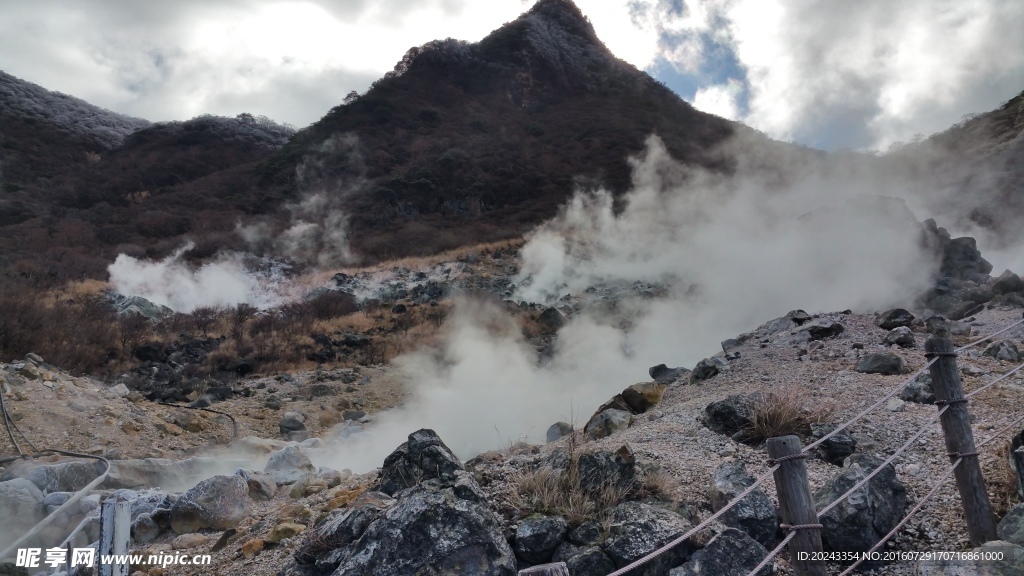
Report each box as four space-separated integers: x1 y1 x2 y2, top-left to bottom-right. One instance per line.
925 336 998 545
767 435 826 576
518 563 570 576
98 499 131 576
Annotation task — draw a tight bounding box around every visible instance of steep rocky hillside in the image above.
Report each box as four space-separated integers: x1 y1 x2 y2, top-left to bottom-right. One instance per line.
0 109 295 281
0 0 800 282
3 305 1024 575
259 0 785 260
889 89 1024 247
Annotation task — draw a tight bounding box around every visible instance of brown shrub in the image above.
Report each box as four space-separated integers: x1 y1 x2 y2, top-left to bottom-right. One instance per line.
744 384 836 444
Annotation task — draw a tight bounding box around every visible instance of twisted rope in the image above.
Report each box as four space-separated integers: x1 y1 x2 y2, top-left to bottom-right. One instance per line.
977 411 1024 449
964 361 1024 400
605 464 780 576
836 458 963 576
744 531 796 576
818 406 948 517
803 358 937 454
767 453 807 466
954 317 1024 353
780 523 824 531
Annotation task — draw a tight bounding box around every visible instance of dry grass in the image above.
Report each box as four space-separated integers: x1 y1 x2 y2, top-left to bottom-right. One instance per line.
514 431 635 524
744 384 836 444
986 440 1021 517
329 238 525 276
639 466 681 502
58 278 111 300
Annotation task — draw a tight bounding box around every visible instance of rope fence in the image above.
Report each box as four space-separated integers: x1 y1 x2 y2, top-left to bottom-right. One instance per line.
836 458 964 576
605 464 781 576
735 314 1024 576
817 406 948 517
605 314 1024 576
5 315 1023 576
802 358 937 454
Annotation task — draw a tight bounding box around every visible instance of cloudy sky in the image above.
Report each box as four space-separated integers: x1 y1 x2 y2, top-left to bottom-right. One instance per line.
1 0 1022 151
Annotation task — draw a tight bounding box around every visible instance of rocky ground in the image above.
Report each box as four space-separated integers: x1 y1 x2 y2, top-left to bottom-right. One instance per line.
3 229 1024 576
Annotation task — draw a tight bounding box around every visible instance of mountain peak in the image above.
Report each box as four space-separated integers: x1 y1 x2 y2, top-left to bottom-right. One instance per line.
523 0 601 45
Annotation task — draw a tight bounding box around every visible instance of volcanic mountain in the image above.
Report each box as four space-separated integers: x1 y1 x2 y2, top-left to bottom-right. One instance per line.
0 0 1021 279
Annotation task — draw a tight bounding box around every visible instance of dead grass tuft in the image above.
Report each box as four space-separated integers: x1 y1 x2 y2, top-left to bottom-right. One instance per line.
744 384 836 444
639 466 681 502
514 431 634 524
986 440 1020 517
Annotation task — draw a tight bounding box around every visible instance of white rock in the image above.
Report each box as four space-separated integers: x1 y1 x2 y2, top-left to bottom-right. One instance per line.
108 383 130 398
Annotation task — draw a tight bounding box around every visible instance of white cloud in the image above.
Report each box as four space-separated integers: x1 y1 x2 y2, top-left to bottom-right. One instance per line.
0 1 662 127
1 0 1019 148
692 78 742 119
660 0 1024 150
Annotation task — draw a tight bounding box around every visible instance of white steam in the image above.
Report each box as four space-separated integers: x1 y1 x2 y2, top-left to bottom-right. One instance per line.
238 133 363 268
316 299 639 471
107 243 288 313
318 135 943 470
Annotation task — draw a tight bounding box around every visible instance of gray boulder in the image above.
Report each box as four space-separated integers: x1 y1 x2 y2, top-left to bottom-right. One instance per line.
107 293 173 321
883 326 916 348
997 503 1024 546
567 521 602 546
584 408 632 439
689 359 720 383
603 501 694 576
0 458 106 493
810 423 857 466
131 512 161 544
856 353 905 375
709 462 778 549
993 270 1024 294
279 411 307 436
899 373 936 404
760 316 797 335
170 474 250 534
546 422 573 443
1012 430 1024 499
785 309 812 324
948 301 985 321
668 528 771 576
235 468 277 500
704 394 761 438
120 489 176 521
329 482 517 576
294 491 396 572
926 316 952 337
983 341 1021 362
993 292 1024 309
561 545 616 576
962 286 996 304
814 454 907 553
376 429 463 496
798 321 845 340
514 516 568 565
649 364 690 384
538 308 566 333
0 478 46 551
264 446 315 485
622 382 667 414
721 339 743 360
940 236 993 279
576 445 638 500
877 308 915 330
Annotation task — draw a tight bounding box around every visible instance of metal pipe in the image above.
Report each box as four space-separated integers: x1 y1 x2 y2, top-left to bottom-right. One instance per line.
0 450 110 562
